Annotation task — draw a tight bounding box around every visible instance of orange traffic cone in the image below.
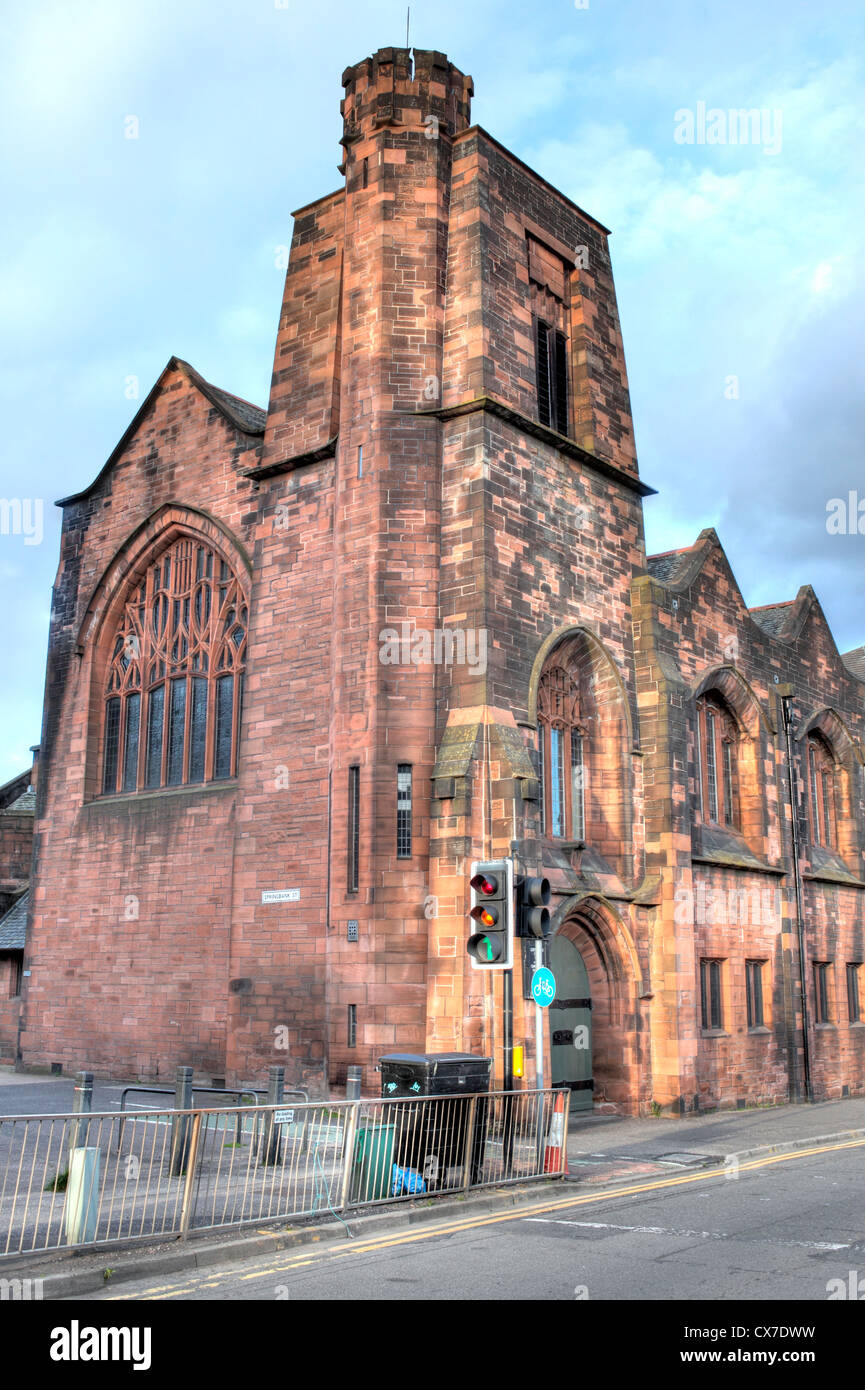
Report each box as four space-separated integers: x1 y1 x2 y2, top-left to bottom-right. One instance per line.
543 1089 568 1174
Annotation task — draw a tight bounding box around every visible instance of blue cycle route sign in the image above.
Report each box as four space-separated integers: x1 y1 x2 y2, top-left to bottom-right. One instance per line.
531 967 556 1008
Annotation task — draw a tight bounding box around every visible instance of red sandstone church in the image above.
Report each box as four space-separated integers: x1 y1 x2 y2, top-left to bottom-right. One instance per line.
18 48 865 1113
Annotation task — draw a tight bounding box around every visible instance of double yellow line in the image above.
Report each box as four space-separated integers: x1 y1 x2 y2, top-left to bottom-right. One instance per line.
108 1136 865 1299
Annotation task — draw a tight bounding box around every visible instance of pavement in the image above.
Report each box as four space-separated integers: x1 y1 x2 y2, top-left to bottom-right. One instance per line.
2 1071 864 1300
565 1096 865 1184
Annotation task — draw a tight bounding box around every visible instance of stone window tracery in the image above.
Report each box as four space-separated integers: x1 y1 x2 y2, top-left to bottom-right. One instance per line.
538 665 586 840
697 693 739 829
807 732 837 849
101 537 246 795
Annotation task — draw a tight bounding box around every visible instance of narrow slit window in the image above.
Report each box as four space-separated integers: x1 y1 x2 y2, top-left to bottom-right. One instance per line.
534 319 569 435
122 693 141 793
700 959 723 1031
145 686 164 789
167 678 187 786
103 698 121 794
746 960 765 1028
213 675 235 780
814 962 831 1024
348 766 360 892
397 764 412 859
847 964 861 1024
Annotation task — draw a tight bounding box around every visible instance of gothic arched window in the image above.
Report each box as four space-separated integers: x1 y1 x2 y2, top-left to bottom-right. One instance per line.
101 538 247 795
698 693 739 828
538 665 586 839
807 732 837 849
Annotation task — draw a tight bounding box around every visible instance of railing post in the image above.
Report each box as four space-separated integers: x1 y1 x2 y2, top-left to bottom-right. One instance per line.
260 1067 285 1166
67 1071 93 1171
178 1111 203 1238
169 1066 194 1177
561 1088 571 1175
339 1103 360 1212
461 1095 478 1192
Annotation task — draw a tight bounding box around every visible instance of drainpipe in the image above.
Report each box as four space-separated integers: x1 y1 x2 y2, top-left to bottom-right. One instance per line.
781 693 812 1102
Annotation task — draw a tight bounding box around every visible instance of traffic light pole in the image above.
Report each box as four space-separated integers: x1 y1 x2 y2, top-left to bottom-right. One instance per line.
502 964 515 1177
534 939 544 1091
503 967 514 1092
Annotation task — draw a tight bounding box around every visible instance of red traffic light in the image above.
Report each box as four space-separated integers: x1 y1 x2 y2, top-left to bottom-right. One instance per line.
470 872 499 896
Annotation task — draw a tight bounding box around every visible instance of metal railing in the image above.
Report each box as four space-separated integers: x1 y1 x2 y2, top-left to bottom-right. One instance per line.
0 1088 568 1259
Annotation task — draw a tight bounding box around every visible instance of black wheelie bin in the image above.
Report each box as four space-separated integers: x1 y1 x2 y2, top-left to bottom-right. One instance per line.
378 1053 491 1191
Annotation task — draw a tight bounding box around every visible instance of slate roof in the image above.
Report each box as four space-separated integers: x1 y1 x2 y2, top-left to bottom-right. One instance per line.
0 891 27 951
646 548 694 584
749 602 794 637
0 770 33 812
1 788 35 814
842 646 865 682
184 368 267 436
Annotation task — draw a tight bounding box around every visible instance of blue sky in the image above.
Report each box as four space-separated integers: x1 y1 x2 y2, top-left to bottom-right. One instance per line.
1 0 863 781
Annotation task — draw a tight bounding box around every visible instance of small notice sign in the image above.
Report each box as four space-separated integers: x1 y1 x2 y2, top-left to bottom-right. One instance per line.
261 889 300 904
273 1109 296 1126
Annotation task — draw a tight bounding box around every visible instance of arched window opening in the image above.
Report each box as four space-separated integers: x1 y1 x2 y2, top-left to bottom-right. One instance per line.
697 693 739 829
538 665 586 840
102 537 247 795
807 732 837 849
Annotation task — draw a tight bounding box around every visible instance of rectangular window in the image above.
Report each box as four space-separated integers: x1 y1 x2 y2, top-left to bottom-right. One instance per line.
746 960 765 1028
549 728 565 837
821 770 833 847
570 733 585 840
167 678 187 786
722 740 735 826
700 959 723 1031
847 964 861 1023
397 765 412 859
809 746 820 843
10 954 23 999
145 686 164 788
103 698 121 794
187 677 208 783
704 707 718 823
347 766 359 892
348 1004 357 1048
535 319 569 435
213 675 234 780
357 444 363 478
122 692 141 792
536 319 551 426
814 962 831 1024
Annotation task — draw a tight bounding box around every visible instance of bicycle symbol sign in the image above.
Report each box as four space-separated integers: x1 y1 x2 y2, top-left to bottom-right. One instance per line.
531 967 557 1008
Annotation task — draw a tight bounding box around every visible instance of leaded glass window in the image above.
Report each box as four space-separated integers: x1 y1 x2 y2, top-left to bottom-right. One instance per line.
102 538 247 794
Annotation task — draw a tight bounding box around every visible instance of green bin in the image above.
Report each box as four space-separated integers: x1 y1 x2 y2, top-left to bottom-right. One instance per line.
351 1121 396 1202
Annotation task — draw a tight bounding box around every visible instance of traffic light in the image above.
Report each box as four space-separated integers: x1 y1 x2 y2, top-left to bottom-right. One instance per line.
516 875 551 938
467 858 514 970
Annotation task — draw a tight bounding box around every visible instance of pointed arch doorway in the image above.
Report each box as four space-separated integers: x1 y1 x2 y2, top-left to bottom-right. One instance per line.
548 934 593 1112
